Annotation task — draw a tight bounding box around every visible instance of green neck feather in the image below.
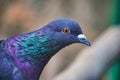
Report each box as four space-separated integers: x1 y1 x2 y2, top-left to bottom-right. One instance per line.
7 32 62 63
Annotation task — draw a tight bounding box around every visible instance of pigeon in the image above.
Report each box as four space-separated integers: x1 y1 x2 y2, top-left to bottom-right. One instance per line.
0 19 91 80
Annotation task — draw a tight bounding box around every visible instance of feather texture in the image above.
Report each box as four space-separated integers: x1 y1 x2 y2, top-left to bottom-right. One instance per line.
0 19 91 80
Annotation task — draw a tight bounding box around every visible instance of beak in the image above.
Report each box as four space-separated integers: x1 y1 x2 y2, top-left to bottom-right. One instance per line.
77 34 91 46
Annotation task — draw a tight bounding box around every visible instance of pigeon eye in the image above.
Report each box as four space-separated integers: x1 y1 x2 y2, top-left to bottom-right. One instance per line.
62 28 70 34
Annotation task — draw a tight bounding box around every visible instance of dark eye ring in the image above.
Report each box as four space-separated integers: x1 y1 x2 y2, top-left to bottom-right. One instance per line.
62 28 70 34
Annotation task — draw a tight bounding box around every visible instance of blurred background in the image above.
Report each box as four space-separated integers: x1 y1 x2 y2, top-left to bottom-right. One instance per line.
0 0 119 80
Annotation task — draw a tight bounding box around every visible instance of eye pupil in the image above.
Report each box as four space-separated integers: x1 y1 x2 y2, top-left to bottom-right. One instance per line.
63 28 70 34
65 29 68 32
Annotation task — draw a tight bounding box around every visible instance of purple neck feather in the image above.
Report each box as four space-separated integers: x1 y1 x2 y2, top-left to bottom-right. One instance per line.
4 28 64 80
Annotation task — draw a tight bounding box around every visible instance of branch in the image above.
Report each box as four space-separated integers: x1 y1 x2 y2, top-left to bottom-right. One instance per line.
53 27 120 80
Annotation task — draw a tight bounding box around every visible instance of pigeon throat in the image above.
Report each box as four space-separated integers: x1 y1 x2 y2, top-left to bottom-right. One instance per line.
6 33 63 63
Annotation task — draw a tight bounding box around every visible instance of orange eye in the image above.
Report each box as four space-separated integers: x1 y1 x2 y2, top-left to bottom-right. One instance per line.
62 28 70 34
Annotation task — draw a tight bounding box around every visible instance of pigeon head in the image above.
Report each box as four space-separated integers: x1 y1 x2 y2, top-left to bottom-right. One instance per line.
6 18 91 63
44 19 91 46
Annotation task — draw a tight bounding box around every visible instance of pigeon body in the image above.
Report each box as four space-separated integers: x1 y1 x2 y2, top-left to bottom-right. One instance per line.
0 19 90 80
